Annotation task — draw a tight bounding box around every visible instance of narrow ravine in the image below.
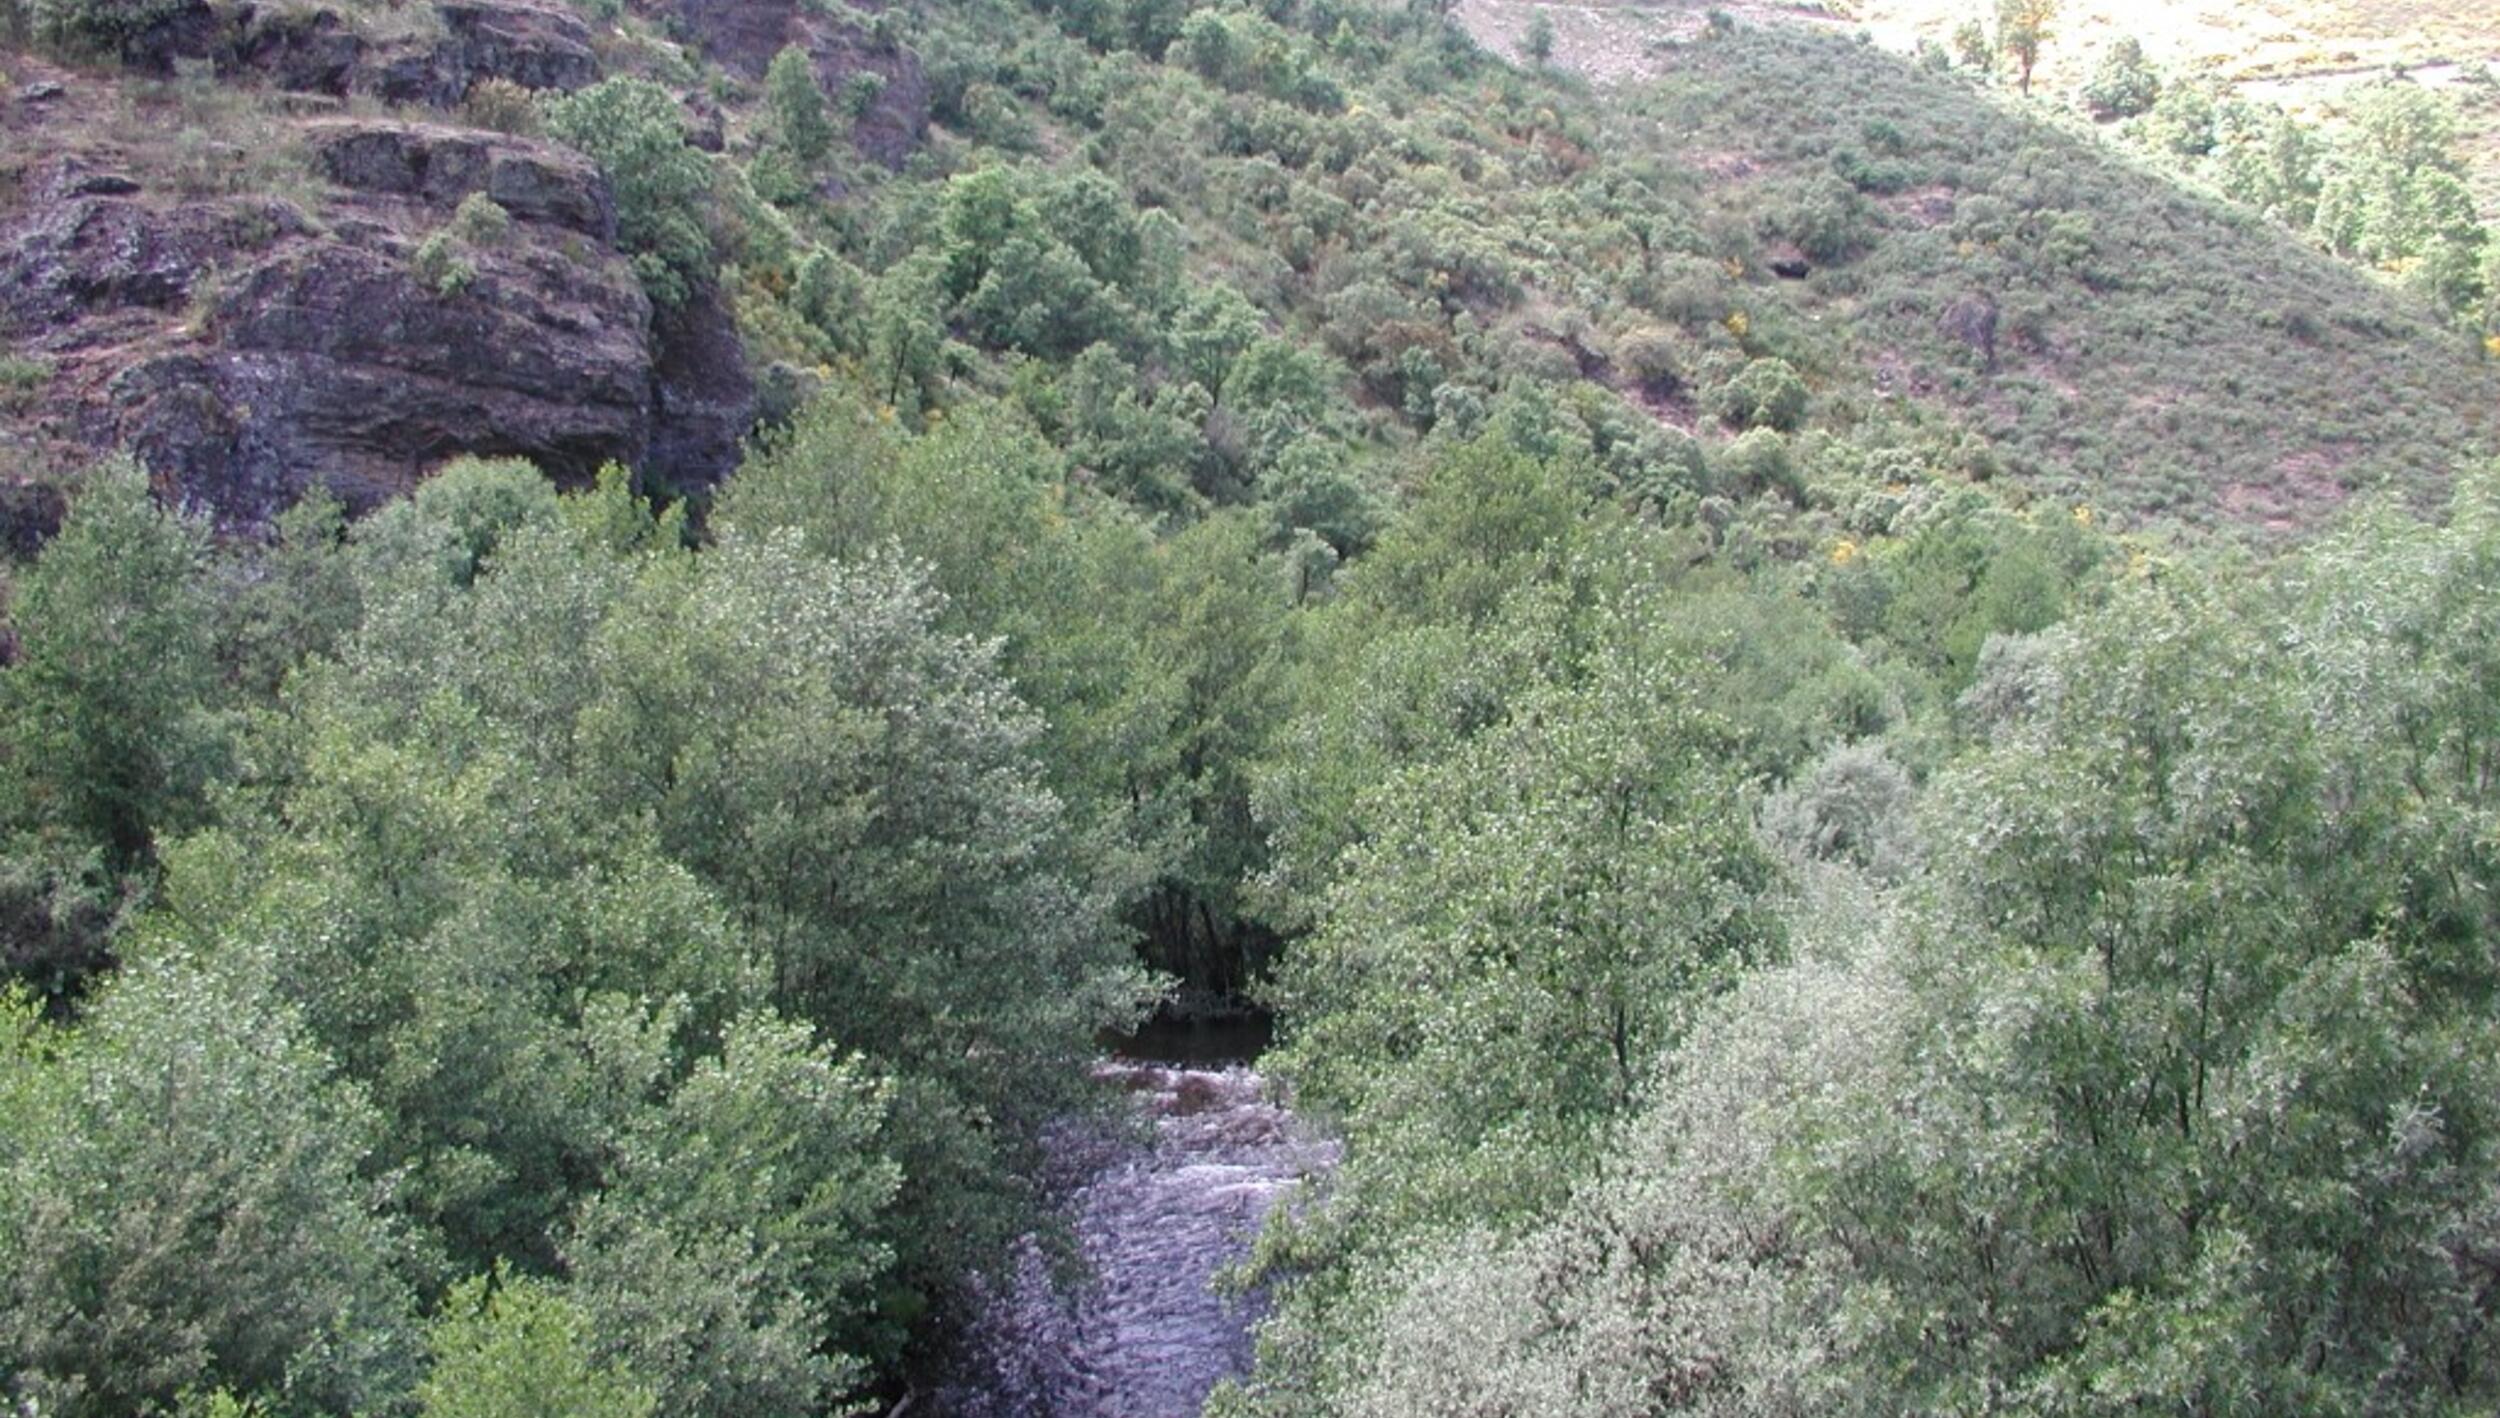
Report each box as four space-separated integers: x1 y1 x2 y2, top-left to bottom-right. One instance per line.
934 1054 1337 1417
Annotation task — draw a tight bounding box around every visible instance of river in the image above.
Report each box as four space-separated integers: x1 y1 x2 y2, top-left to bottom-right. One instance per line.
930 1024 1335 1417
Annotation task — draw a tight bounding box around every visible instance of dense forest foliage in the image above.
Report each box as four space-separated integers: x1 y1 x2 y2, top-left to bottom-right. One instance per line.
4 0 2500 1411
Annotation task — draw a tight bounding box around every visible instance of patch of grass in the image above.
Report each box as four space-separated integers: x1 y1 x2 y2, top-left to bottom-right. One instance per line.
0 355 52 413
98 80 320 200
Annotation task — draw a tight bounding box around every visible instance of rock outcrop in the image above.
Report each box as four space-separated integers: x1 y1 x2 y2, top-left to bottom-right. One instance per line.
1 153 655 525
138 226 655 517
659 0 929 168
356 0 600 107
0 78 752 530
143 0 603 106
645 280 756 495
310 118 615 239
2 0 766 536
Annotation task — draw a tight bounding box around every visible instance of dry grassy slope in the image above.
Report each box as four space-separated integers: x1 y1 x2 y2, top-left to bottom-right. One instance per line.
1840 0 2495 83
1468 0 2500 216
1462 8 2496 533
1840 0 2500 216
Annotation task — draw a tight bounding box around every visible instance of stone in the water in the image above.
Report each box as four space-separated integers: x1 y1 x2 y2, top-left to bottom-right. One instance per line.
937 1060 1338 1418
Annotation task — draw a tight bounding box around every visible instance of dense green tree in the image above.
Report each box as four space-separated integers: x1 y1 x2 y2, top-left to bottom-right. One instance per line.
1281 873 1906 1418
2348 79 2461 175
1059 342 1211 511
1124 512 1298 995
2209 101 2321 229
1267 612 1781 1233
2302 84 2493 324
866 252 951 418
214 487 361 699
567 1011 898 1417
81 458 1144 1404
765 44 836 164
1041 168 1146 288
1170 283 1268 395
1247 432 1608 943
577 523 1154 1286
2480 239 2500 339
0 951 417 1417
14 3 2500 1410
0 461 226 1004
1345 431 1594 628
1841 492 2100 693
1951 17 1992 70
2139 75 2219 156
418 1269 656 1418
544 79 716 305
1311 480 2500 1416
1260 438 1387 560
1 459 221 877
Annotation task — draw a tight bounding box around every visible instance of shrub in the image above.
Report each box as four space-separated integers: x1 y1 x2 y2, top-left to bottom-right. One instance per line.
448 192 511 247
1714 425 1798 499
30 0 184 58
460 78 543 137
1177 10 1237 84
1712 356 1809 431
2081 36 2160 119
959 81 1037 149
1762 173 1871 260
840 70 887 120
1759 738 1917 878
1609 323 1678 382
413 232 477 297
0 355 51 413
407 197 505 300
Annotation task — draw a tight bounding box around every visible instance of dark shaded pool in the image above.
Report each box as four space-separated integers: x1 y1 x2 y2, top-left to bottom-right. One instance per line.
1099 1008 1274 1065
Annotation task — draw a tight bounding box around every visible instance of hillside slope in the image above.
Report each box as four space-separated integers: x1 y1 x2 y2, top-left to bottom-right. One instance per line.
1837 0 2500 217
1616 22 2496 528
2 0 2489 550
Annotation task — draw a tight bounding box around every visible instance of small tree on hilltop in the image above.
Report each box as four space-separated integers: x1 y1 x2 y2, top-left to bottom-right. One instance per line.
1951 17 1992 70
1995 0 2057 96
1523 11 1555 65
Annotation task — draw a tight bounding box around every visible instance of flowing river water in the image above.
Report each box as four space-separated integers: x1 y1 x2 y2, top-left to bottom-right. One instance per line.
932 1025 1337 1417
